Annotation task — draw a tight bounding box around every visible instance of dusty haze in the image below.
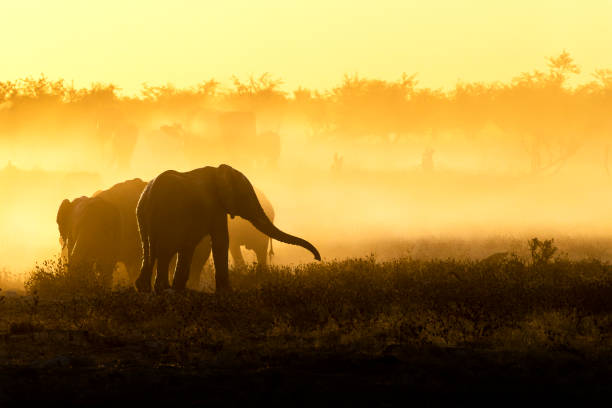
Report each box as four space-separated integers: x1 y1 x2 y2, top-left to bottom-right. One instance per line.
1 53 612 277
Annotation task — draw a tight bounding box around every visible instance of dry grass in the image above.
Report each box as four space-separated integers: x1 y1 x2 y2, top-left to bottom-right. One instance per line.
1 239 609 355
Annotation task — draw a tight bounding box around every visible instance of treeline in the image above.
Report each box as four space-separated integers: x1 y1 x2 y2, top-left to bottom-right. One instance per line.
1 52 611 171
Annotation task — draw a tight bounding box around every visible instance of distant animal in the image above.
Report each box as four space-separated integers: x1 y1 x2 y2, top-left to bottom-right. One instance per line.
481 252 510 265
109 122 139 170
96 117 139 171
331 152 343 173
421 147 434 173
135 164 321 293
56 196 121 287
255 130 281 168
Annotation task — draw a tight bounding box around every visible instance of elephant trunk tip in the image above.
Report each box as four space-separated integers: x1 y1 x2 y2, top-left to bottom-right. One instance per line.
309 246 321 261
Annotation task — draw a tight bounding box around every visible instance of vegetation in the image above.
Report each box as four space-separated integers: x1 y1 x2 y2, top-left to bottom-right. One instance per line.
1 52 611 174
3 239 609 355
2 239 611 403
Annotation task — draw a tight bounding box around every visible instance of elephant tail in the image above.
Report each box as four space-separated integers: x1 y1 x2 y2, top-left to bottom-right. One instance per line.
268 238 274 263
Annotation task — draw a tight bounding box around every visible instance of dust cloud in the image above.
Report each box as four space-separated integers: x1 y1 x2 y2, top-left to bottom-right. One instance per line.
2 54 612 277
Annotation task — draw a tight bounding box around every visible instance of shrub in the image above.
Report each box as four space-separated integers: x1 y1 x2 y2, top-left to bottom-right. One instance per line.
24 256 111 299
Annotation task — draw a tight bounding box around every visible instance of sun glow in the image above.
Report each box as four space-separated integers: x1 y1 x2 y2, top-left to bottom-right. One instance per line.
1 1 611 94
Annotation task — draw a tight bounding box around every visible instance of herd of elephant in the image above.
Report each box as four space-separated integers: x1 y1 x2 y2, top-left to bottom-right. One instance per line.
56 164 321 293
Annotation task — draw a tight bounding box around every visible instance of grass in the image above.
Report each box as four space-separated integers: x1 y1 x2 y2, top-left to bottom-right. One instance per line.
1 239 611 404
1 239 609 355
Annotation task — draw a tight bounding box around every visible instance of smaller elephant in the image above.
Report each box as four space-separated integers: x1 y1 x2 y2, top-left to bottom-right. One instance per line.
56 196 122 287
185 187 275 289
228 189 275 268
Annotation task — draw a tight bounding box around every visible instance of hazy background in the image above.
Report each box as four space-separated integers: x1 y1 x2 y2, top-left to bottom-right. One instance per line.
1 2 612 276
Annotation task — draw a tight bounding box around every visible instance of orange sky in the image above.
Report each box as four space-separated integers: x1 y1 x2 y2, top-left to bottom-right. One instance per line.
2 1 611 94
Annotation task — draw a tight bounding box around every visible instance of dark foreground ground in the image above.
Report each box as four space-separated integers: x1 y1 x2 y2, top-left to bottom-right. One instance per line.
2 251 612 406
1 331 611 407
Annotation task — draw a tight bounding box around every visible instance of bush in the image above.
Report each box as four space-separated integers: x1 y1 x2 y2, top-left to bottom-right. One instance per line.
24 256 111 299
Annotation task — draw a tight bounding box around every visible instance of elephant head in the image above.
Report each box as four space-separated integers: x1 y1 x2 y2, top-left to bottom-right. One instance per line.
214 164 321 261
56 196 122 287
57 198 72 245
56 196 88 256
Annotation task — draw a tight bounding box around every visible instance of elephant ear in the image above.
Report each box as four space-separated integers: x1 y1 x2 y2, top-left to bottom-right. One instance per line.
56 199 73 241
214 164 241 217
214 164 261 219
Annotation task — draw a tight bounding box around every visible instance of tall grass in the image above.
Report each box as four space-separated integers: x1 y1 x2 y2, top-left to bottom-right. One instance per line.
1 240 609 355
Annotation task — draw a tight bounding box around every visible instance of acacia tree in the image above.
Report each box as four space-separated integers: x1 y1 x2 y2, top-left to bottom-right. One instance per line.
492 51 585 174
0 53 611 175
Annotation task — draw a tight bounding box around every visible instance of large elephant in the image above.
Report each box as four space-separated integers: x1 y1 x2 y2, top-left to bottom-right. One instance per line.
93 178 148 281
185 187 275 290
134 164 320 293
56 196 121 287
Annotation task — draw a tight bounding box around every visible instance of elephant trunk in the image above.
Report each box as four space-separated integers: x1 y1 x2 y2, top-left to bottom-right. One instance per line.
248 213 321 261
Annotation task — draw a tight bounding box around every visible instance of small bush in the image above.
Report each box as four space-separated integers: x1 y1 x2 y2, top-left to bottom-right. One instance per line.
529 237 558 266
24 256 111 299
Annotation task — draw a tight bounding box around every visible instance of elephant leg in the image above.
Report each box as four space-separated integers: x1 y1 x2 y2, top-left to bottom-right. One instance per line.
211 217 230 293
135 256 155 293
124 260 139 283
173 246 196 290
135 232 157 292
154 251 173 292
187 237 212 290
168 254 178 283
252 240 269 282
96 260 115 288
253 239 269 267
229 241 246 269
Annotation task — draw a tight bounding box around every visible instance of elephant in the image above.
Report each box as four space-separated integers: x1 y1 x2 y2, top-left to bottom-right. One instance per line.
134 164 321 293
92 178 148 281
108 122 139 170
254 130 281 169
185 187 275 290
56 196 121 287
93 178 275 286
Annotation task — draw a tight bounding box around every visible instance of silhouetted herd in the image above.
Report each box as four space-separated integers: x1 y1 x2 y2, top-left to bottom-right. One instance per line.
57 164 320 293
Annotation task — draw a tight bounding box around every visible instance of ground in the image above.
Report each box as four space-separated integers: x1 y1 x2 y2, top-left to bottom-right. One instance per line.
1 251 612 406
1 332 611 406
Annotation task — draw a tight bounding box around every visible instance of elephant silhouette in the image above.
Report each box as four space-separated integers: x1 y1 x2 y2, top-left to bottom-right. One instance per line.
60 176 287 290
56 196 121 287
135 164 320 293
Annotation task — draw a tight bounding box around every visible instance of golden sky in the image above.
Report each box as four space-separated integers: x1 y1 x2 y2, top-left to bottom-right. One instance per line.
2 1 611 95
